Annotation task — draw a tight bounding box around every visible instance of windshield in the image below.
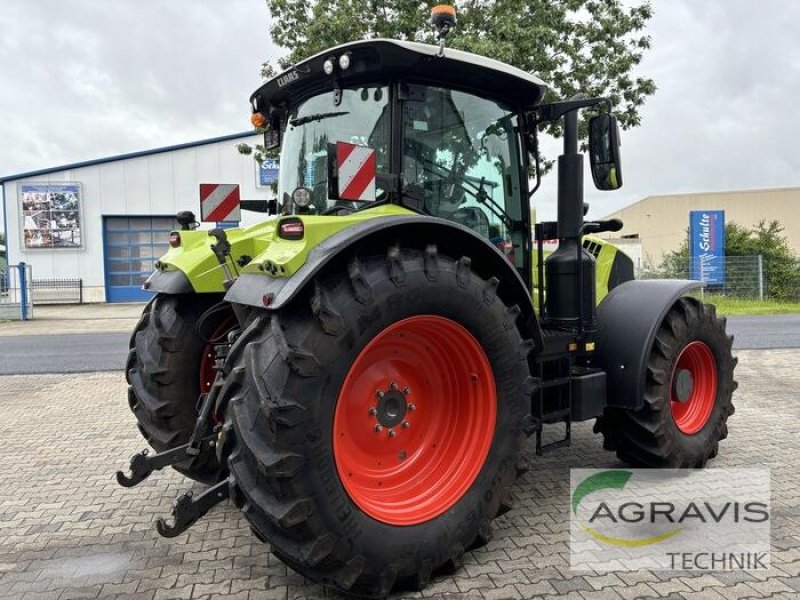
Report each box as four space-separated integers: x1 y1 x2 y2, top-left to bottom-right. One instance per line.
278 86 390 213
402 86 525 265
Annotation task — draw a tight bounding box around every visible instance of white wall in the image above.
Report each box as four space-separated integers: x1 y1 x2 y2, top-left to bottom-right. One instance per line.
2 134 266 301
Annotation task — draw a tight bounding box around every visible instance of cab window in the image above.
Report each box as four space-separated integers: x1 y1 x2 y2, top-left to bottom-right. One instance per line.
402 86 524 264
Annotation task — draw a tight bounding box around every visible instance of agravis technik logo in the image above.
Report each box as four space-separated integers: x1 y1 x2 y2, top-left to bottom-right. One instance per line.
570 469 770 571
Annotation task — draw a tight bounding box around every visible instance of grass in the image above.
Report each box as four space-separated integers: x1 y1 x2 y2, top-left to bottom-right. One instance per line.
703 296 800 316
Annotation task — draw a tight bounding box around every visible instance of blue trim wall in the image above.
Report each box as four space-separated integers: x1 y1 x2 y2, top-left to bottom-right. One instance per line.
0 131 255 184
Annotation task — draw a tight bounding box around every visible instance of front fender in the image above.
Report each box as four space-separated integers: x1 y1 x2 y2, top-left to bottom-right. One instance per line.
595 279 702 409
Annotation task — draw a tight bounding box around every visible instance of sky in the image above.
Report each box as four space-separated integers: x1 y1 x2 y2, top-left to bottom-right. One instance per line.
1 0 799 227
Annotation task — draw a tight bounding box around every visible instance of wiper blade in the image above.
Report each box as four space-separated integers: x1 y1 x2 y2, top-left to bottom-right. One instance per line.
290 111 349 127
414 156 516 229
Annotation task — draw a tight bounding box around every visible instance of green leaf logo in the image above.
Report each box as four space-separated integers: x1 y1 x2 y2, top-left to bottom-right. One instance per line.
572 470 633 515
572 470 682 547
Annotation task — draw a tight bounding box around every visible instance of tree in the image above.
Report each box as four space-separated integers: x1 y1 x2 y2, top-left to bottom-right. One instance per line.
242 0 656 162
659 221 800 301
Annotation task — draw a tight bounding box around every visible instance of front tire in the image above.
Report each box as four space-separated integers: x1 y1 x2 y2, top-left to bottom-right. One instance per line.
595 297 737 467
225 245 534 597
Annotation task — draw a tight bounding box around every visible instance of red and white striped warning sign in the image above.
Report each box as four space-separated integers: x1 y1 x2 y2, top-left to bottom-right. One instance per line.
200 184 241 223
336 142 376 201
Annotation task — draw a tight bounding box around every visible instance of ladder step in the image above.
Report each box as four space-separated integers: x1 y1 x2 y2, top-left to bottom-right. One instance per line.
539 438 570 454
541 408 570 420
538 377 571 389
535 421 571 456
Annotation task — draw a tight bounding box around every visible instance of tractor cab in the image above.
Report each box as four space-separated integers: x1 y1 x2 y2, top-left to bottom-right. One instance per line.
250 39 548 270
250 37 625 304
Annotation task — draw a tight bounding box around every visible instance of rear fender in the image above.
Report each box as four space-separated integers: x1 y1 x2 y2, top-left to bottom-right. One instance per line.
144 222 277 294
595 279 702 410
225 216 545 350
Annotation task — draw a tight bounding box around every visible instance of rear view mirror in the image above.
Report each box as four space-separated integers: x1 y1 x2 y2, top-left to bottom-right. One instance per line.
263 128 281 151
263 107 285 150
589 113 622 190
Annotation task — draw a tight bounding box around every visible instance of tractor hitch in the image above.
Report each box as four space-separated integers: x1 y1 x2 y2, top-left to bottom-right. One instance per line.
155 479 230 538
117 359 227 488
115 433 217 488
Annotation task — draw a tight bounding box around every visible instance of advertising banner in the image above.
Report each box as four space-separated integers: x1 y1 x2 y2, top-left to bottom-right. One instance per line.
20 183 82 249
689 210 725 284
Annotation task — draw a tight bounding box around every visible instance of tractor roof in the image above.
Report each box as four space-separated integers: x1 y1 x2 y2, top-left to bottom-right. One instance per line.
251 39 548 114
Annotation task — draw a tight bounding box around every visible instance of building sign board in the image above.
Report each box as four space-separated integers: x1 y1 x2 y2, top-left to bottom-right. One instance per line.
689 210 725 284
258 158 279 187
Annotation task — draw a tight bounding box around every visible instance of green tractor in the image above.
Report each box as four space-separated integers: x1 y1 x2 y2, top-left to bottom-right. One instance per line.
118 9 736 598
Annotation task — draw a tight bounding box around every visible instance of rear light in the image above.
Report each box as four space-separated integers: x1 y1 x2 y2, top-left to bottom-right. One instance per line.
168 232 181 247
278 218 304 240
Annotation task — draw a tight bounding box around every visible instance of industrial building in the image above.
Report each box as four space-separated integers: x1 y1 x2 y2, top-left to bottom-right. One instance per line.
0 132 272 302
601 187 800 268
3 134 798 304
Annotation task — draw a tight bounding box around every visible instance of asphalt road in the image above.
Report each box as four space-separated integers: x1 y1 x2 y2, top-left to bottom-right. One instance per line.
724 314 800 350
0 315 797 375
0 332 129 375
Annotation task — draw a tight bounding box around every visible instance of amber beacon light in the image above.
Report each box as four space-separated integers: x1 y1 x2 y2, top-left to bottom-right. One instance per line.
431 4 457 27
431 5 457 55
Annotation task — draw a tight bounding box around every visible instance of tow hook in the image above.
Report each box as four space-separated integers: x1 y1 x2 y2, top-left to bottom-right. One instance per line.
115 433 217 488
155 478 230 538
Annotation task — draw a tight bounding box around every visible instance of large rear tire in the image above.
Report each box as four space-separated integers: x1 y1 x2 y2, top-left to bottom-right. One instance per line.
594 297 737 467
126 293 234 483
224 245 534 597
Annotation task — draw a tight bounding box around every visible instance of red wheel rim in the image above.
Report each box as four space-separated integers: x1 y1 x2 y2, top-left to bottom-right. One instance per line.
199 317 235 394
333 315 496 526
199 343 217 394
670 341 717 435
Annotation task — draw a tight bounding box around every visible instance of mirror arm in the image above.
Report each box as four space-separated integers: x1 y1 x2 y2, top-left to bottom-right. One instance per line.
527 121 542 199
535 96 611 124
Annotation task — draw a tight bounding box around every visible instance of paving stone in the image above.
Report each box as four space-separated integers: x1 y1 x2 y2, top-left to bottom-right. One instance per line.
0 351 796 600
612 583 658 599
715 582 765 599
480 584 523 600
57 584 103 599
514 580 557 597
247 588 288 600
152 586 194 600
777 576 800 591
578 589 625 600
682 591 729 600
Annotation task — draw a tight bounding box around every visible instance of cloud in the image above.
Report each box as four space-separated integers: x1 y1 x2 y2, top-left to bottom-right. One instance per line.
541 0 800 220
1 0 797 226
0 0 277 176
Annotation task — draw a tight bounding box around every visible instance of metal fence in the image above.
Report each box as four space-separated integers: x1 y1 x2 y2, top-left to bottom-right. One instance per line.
0 263 33 320
30 278 83 305
639 255 800 300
